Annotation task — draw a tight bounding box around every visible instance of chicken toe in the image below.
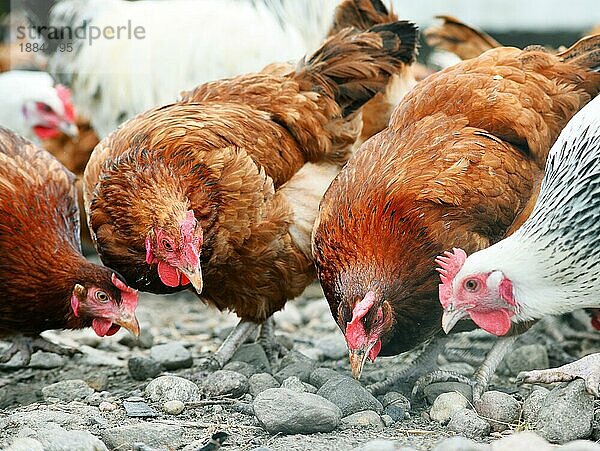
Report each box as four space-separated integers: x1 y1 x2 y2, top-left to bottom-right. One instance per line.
258 317 288 366
517 353 600 397
0 334 79 367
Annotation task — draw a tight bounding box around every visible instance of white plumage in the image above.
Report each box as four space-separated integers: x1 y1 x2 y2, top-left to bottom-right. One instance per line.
48 0 339 137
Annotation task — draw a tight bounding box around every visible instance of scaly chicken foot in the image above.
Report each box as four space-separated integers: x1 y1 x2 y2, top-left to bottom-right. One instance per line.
0 334 79 367
412 335 517 402
212 320 259 368
258 317 288 366
517 352 600 397
367 336 450 395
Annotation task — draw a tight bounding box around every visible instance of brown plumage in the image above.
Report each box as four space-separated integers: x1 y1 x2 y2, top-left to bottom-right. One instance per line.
0 126 139 363
326 0 419 144
424 15 501 61
312 37 600 374
83 23 418 332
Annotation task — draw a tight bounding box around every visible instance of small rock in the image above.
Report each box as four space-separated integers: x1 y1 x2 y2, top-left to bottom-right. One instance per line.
128 357 162 381
124 400 158 418
522 386 550 425
557 441 600 450
313 333 348 360
353 439 398 451
224 361 257 378
432 436 489 451
502 344 548 375
340 410 384 429
274 362 316 383
119 327 154 349
29 351 66 369
150 343 192 370
447 409 491 439
41 379 94 402
204 370 249 397
491 431 551 451
19 422 108 451
163 400 185 415
317 377 382 416
536 380 594 443
430 392 470 424
86 374 109 392
438 362 475 376
231 343 271 374
381 414 394 427
475 391 521 432
99 401 117 412
309 367 347 388
101 423 185 450
253 388 341 434
383 404 405 423
4 438 44 451
80 345 125 367
381 392 411 410
249 373 280 397
423 382 473 404
145 375 200 403
279 350 314 368
302 382 318 394
281 376 307 393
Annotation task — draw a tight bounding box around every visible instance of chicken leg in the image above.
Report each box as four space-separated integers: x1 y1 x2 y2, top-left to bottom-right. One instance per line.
0 334 79 367
517 353 600 397
257 317 288 365
212 320 259 368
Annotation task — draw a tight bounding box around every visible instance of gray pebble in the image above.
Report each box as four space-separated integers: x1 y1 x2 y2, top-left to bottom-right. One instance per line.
224 361 257 378
150 343 192 370
128 357 162 381
383 404 405 423
490 431 551 450
313 333 348 360
253 388 341 434
352 439 398 451
302 382 318 394
123 400 158 418
101 422 185 450
281 376 307 393
381 414 394 427
231 343 271 374
145 375 200 403
18 422 108 451
29 352 66 369
249 373 280 397
502 344 548 375
317 377 382 416
432 436 489 451
340 410 384 429
536 380 594 443
163 400 185 415
475 391 521 432
381 391 411 410
423 382 473 404
3 438 44 451
430 392 470 424
204 370 249 397
522 386 550 425
278 350 315 368
41 379 94 403
309 367 347 388
447 409 491 439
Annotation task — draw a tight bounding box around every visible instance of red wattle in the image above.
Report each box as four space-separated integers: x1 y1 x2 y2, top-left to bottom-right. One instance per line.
157 261 181 287
469 309 512 336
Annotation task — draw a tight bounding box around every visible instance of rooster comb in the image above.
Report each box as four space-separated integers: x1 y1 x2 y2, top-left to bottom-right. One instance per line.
436 248 467 308
111 273 139 311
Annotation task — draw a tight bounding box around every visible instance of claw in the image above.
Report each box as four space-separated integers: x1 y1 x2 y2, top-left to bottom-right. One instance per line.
411 370 476 401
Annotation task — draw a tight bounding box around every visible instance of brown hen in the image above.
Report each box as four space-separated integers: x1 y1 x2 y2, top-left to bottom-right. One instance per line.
312 36 600 396
84 22 418 366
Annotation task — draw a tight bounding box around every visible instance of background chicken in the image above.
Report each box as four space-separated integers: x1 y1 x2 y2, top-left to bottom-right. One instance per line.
312 35 600 398
0 126 140 366
21 0 339 138
438 96 600 394
83 21 418 367
0 70 78 142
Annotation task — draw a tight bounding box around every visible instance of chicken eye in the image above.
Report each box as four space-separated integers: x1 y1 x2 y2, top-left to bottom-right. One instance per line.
464 279 480 292
95 290 109 303
37 102 53 113
162 239 173 252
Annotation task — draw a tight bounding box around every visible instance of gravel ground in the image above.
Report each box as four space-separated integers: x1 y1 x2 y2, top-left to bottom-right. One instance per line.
1 282 600 451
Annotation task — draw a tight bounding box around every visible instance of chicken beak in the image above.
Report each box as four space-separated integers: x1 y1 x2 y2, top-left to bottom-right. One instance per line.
441 306 468 334
115 312 140 338
182 266 203 295
349 349 369 379
59 121 79 138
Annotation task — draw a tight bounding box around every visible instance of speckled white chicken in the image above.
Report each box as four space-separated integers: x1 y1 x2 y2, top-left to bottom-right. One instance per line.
438 95 600 394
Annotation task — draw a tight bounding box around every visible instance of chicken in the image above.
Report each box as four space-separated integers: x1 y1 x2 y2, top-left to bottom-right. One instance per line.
27 0 339 137
0 126 140 365
0 70 78 142
83 22 418 366
326 0 418 145
424 15 500 61
438 96 600 394
312 35 600 397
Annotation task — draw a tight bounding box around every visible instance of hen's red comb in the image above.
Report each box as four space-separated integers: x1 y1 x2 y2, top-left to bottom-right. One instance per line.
55 84 75 122
436 248 467 308
346 291 376 349
111 273 139 311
